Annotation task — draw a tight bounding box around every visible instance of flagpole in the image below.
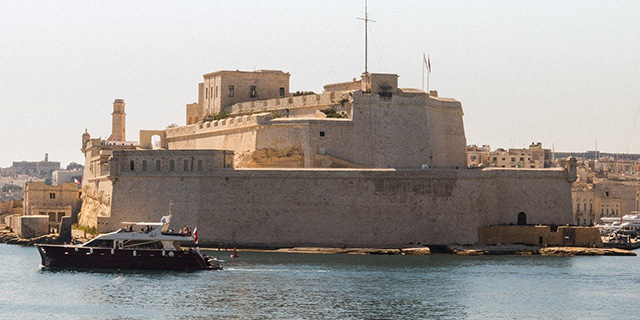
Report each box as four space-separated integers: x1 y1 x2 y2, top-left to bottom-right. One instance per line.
422 54 425 91
427 54 430 93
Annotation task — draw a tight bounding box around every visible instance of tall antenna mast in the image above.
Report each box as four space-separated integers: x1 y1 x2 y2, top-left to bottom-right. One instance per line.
357 0 375 74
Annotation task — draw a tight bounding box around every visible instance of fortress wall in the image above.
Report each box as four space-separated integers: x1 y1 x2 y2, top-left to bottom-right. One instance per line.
478 168 573 226
167 92 466 170
107 168 572 247
425 97 467 168
256 120 355 167
229 91 351 115
348 93 464 168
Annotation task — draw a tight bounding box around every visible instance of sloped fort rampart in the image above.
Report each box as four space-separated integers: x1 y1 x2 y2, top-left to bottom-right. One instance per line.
79 70 576 247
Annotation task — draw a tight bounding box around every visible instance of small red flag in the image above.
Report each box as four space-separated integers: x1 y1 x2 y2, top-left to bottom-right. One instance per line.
193 227 198 244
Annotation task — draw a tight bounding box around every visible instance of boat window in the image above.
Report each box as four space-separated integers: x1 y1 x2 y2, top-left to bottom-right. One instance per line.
84 239 114 248
122 240 163 249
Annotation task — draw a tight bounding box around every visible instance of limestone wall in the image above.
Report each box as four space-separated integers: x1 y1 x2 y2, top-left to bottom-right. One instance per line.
106 168 573 247
17 215 49 238
166 90 466 170
478 225 603 247
0 200 22 215
347 92 466 168
228 91 349 115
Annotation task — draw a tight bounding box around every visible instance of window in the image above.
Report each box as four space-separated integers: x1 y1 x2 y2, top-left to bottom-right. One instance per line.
250 86 257 98
142 160 147 172
130 160 135 171
319 131 325 137
379 85 392 98
511 157 516 162
156 159 161 171
49 192 56 199
206 87 209 99
229 85 234 97
279 87 285 98
169 160 175 171
198 160 203 171
519 157 524 162
184 160 189 172
605 191 610 197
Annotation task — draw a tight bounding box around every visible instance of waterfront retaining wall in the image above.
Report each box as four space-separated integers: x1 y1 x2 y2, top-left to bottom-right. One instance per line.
478 225 603 248
105 167 573 247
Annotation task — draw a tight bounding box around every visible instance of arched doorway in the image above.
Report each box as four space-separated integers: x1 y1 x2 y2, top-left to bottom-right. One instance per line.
517 212 527 225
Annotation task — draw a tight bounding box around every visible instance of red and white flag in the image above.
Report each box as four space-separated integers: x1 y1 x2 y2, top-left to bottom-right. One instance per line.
193 227 198 244
73 178 81 186
423 53 432 73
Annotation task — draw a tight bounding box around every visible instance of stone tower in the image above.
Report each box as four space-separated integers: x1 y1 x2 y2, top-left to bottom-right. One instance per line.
108 99 126 142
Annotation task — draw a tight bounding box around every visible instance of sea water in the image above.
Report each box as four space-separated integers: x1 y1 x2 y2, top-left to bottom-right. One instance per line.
1 244 639 319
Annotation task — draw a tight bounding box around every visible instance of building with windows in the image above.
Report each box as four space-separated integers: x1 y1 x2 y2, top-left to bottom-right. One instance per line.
23 182 81 232
466 145 491 167
572 179 639 225
186 70 290 124
472 143 552 168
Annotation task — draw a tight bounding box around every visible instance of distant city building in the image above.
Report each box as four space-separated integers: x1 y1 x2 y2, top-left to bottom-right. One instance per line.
466 145 491 168
0 184 23 201
466 143 551 168
52 169 83 186
1 154 60 178
572 180 639 226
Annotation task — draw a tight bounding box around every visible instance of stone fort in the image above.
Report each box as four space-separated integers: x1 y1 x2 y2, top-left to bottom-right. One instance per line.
79 70 576 247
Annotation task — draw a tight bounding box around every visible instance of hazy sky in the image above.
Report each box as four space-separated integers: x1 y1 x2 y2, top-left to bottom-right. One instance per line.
1 0 639 168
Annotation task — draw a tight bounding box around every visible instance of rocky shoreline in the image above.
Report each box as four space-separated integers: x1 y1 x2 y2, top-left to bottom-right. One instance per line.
0 227 65 246
448 244 636 256
204 244 637 257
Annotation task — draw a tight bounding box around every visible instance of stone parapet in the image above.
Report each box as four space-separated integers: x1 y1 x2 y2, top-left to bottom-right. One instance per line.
229 91 350 115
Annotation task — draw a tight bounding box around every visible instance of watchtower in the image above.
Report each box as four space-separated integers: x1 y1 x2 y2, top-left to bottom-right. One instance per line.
108 99 126 142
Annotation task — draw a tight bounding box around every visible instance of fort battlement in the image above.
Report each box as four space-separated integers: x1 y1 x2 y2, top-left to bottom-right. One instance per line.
166 113 268 139
108 150 234 177
229 91 351 116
